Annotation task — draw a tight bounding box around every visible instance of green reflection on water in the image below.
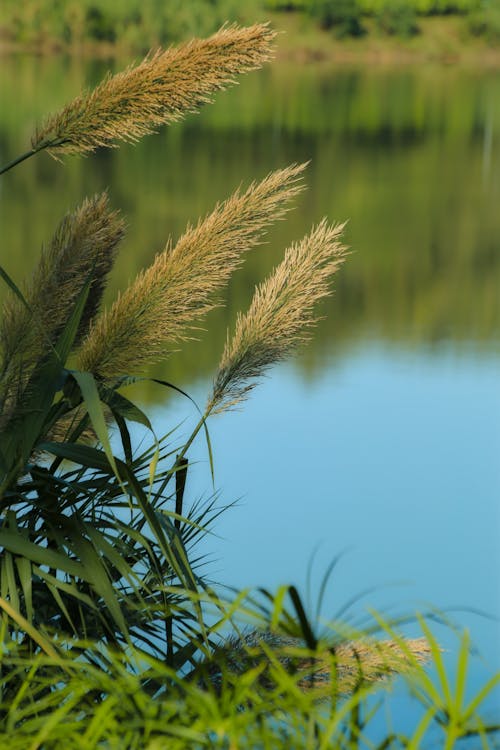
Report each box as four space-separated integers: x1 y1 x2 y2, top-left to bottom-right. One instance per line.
1 57 499 401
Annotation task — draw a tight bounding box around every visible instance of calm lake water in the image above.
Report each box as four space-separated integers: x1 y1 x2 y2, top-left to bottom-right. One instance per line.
1 54 499 732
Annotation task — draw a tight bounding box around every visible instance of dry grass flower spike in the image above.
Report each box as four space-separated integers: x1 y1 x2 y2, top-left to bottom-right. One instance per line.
208 220 348 414
31 24 276 159
78 164 306 378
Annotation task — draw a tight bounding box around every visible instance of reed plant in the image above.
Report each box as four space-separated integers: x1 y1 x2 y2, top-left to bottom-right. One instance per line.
0 21 498 749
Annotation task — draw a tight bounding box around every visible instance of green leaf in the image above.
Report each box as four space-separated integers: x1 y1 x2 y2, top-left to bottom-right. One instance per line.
269 585 291 631
39 441 112 472
201 418 215 486
114 413 133 465
405 705 436 750
0 595 59 659
53 274 93 365
464 671 500 721
46 582 77 635
0 265 32 309
33 566 97 610
99 386 153 432
71 370 120 479
454 628 470 715
419 616 451 709
64 520 129 641
0 529 87 580
85 524 149 603
0 272 93 484
148 445 160 493
288 585 317 650
3 551 20 613
15 557 33 624
174 456 188 530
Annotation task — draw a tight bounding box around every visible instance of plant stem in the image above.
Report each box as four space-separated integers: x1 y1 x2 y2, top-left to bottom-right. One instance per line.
134 411 210 535
0 149 39 176
156 412 209 499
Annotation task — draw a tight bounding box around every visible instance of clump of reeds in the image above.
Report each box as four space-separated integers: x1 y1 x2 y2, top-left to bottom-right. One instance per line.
31 24 276 159
207 220 348 415
77 164 306 378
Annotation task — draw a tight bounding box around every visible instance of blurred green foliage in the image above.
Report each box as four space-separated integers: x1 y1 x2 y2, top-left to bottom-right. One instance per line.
375 0 420 36
362 0 482 12
0 0 490 46
467 3 500 43
308 0 366 37
0 0 250 50
264 0 483 37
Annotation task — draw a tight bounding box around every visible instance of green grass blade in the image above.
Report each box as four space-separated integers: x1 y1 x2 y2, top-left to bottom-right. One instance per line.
419 616 452 710
174 456 188 530
118 458 200 595
14 557 33 623
0 265 33 311
3 551 20 613
463 671 500 721
39 440 112 471
46 582 77 634
100 386 154 431
288 585 317 649
148 444 160 494
85 524 150 601
71 370 119 478
454 629 470 715
406 705 436 750
201 418 215 486
65 525 129 640
114 412 132 464
0 274 93 481
269 585 291 631
0 596 59 658
33 566 97 610
53 273 93 364
0 528 87 579
371 610 442 708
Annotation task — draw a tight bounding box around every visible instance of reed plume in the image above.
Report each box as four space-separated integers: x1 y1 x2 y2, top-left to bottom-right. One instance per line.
0 194 124 425
1 193 124 362
31 24 276 159
197 630 431 698
77 164 306 379
207 220 347 414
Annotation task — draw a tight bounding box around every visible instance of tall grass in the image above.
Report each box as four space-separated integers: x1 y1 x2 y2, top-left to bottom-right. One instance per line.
0 20 498 749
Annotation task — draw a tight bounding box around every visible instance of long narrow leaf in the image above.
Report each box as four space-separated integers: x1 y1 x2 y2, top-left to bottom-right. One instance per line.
0 596 59 658
71 370 119 478
0 529 87 580
289 585 317 650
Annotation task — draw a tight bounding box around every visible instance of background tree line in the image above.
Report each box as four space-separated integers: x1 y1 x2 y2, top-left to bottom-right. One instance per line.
0 0 499 49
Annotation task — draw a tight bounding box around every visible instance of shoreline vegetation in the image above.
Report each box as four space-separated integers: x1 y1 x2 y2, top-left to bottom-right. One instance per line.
0 1 500 65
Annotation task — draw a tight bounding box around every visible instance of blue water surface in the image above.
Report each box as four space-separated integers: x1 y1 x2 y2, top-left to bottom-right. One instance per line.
148 341 500 733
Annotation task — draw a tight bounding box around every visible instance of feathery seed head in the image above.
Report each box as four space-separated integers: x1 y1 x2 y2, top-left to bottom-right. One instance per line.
31 24 276 158
1 193 124 368
207 220 348 414
0 193 124 428
77 164 306 378
200 630 431 697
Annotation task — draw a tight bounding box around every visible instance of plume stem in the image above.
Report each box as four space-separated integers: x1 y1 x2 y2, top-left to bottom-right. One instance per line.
155 413 208 501
0 148 39 176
